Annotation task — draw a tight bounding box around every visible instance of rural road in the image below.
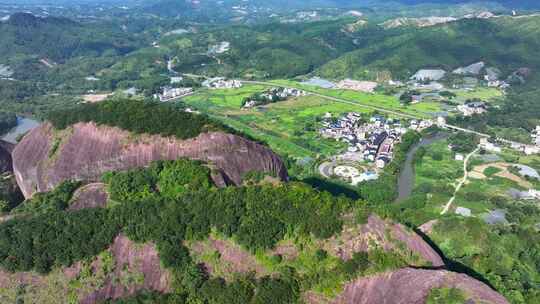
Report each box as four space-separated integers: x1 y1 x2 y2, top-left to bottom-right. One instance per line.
241 80 421 120
440 147 480 215
241 81 520 143
180 76 526 147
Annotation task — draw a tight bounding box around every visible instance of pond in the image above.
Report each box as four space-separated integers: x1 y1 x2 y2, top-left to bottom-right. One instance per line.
396 132 448 202
1 117 40 144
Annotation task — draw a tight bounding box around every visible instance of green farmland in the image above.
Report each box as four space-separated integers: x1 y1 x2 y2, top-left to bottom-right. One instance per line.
266 79 444 118
182 84 381 158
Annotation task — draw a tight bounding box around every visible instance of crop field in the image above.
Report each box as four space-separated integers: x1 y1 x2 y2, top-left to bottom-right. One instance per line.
182 84 381 158
411 140 462 214
411 140 535 217
267 79 444 118
450 87 503 104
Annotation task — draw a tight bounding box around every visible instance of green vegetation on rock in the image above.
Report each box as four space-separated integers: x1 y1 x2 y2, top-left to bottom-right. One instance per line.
47 99 233 140
427 288 467 304
0 159 417 303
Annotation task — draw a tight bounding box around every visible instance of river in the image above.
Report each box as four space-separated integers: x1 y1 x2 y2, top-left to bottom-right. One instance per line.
396 133 448 202
1 117 40 144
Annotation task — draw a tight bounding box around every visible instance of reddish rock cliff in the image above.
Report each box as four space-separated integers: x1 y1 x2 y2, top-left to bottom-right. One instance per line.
0 234 171 303
331 267 509 304
323 215 444 268
80 235 171 303
12 122 288 198
68 183 109 211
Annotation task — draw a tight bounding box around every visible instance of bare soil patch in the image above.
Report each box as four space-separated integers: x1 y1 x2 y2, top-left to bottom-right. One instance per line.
473 162 532 188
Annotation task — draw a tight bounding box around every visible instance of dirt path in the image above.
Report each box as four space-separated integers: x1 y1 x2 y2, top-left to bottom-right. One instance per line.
441 148 479 215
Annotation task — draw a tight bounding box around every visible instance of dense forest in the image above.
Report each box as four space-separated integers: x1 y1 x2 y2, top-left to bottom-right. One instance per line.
0 112 17 135
0 13 142 63
0 159 414 303
47 99 234 140
317 16 540 80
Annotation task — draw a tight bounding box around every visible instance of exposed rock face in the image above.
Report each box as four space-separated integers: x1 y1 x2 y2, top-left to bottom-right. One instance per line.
81 235 171 303
381 16 457 29
68 183 108 211
418 219 439 235
323 215 444 268
13 122 288 198
333 268 509 304
0 235 171 303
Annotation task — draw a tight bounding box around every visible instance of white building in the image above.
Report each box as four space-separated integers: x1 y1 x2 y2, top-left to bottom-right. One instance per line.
528 189 540 199
171 77 183 84
457 103 487 116
455 207 472 217
410 69 446 81
524 145 540 155
203 78 242 89
479 138 501 153
155 87 193 101
437 116 446 127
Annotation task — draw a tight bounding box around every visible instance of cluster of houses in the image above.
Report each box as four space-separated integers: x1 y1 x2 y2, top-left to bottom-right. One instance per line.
479 138 502 153
154 87 193 102
508 141 540 155
202 77 242 89
457 101 487 116
207 41 231 55
242 87 306 108
320 113 413 168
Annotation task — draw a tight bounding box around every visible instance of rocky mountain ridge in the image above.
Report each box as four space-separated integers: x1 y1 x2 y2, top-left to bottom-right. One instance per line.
12 122 288 198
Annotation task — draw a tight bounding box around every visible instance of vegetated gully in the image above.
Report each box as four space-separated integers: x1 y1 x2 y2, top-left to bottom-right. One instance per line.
396 133 448 202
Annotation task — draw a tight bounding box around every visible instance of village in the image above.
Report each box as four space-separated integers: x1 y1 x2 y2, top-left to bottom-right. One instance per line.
154 77 242 102
317 111 443 185
242 87 306 108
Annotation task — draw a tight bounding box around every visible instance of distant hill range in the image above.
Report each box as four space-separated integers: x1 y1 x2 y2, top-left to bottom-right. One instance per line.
397 0 540 9
0 13 140 63
316 14 540 80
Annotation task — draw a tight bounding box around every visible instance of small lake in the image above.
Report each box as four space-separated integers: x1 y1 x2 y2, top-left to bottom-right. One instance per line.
396 133 448 202
1 117 40 144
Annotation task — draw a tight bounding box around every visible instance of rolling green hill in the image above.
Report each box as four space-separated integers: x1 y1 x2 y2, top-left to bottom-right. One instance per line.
317 15 540 80
0 13 140 64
